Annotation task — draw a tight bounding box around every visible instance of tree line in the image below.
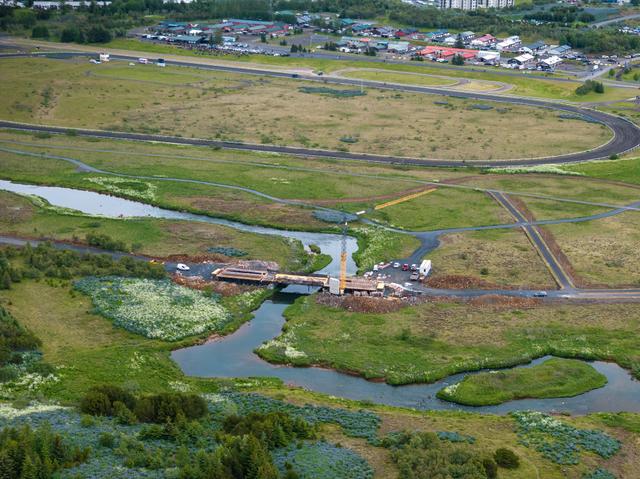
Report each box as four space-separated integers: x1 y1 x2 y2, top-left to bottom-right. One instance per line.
0 243 165 290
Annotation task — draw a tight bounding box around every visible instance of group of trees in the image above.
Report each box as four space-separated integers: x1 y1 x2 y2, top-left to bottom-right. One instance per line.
78 384 314 478
0 424 90 478
80 385 208 423
85 232 128 252
384 430 520 479
523 6 595 25
0 243 166 286
0 306 41 376
180 410 315 479
575 79 605 95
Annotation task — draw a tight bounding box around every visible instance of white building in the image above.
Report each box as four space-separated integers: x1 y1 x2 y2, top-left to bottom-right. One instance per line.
496 35 521 51
440 0 512 9
32 0 110 8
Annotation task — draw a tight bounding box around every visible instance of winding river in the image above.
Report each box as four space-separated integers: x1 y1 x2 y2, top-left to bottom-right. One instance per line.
2 179 640 414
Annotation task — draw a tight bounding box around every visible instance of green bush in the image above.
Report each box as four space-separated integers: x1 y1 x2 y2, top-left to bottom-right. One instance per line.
575 80 605 96
494 448 519 469
223 411 315 450
98 432 116 448
482 457 498 478
31 25 49 38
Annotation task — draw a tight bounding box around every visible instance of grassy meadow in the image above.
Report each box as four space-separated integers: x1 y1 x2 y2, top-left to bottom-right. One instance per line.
426 228 556 288
257 294 640 385
437 358 607 406
545 212 640 287
0 56 613 160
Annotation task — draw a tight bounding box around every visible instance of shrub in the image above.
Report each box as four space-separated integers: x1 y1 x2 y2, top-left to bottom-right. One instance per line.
85 233 128 252
494 448 519 469
575 80 604 96
98 432 116 448
133 392 207 423
223 411 315 449
31 25 49 38
482 457 498 478
80 390 112 416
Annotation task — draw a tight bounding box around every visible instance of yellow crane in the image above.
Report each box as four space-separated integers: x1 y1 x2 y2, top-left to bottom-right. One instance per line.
339 217 347 295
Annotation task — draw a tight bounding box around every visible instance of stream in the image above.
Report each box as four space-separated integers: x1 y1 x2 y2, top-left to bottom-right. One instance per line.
2 179 640 413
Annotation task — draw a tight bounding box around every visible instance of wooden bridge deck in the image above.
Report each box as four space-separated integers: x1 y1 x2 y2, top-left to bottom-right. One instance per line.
212 267 383 292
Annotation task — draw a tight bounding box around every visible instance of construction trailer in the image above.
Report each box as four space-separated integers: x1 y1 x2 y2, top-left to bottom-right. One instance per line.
419 260 432 277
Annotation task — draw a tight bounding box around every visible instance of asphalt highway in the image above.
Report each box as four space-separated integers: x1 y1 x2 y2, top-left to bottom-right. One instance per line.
1 51 640 167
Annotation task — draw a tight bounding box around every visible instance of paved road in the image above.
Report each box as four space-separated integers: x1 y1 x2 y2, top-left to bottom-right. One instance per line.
489 191 575 290
1 52 639 166
592 13 640 28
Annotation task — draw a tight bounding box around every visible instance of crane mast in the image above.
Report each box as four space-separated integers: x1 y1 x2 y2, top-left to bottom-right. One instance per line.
339 217 347 295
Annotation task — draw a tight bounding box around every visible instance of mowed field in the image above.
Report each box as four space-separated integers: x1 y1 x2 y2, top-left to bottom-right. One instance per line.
0 57 613 160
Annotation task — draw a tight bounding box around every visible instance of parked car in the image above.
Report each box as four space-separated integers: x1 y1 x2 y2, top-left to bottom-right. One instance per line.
393 262 400 268
410 272 419 281
402 264 409 271
410 264 418 271
176 263 190 271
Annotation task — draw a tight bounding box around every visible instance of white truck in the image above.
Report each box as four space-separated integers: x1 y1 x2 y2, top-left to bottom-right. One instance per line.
419 259 432 277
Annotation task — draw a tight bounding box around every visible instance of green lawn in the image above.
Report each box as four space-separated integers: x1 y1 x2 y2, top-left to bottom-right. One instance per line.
256 295 640 385
565 157 640 186
436 358 607 406
365 188 512 231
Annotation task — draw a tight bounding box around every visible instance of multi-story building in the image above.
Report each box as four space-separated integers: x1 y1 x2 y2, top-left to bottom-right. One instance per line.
440 0 513 10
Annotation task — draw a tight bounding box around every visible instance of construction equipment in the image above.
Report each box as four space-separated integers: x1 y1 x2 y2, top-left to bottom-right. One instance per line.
339 216 348 295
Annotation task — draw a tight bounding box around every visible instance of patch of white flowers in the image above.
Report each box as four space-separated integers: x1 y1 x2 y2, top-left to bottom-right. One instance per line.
258 328 308 361
86 177 158 201
0 373 60 399
487 165 584 176
0 402 67 420
75 277 232 341
168 380 191 393
441 383 459 395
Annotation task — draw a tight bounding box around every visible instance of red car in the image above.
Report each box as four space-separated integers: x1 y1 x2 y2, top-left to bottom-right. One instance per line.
401 263 409 271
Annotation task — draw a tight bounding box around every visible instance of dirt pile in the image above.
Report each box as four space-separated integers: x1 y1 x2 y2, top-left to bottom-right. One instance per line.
425 274 509 290
172 274 261 297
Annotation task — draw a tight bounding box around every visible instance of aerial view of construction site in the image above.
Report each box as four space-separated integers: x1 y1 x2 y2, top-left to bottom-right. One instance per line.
2 1 640 477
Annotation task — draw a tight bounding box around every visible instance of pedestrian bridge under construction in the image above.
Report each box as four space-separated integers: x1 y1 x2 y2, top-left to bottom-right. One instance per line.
212 267 385 294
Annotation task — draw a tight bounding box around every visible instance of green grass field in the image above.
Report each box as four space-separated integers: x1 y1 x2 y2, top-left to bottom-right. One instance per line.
436 358 607 406
0 56 612 160
257 294 640 385
365 188 512 231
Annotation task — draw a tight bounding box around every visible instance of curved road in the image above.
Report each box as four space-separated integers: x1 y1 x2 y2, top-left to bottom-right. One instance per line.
1 51 639 166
